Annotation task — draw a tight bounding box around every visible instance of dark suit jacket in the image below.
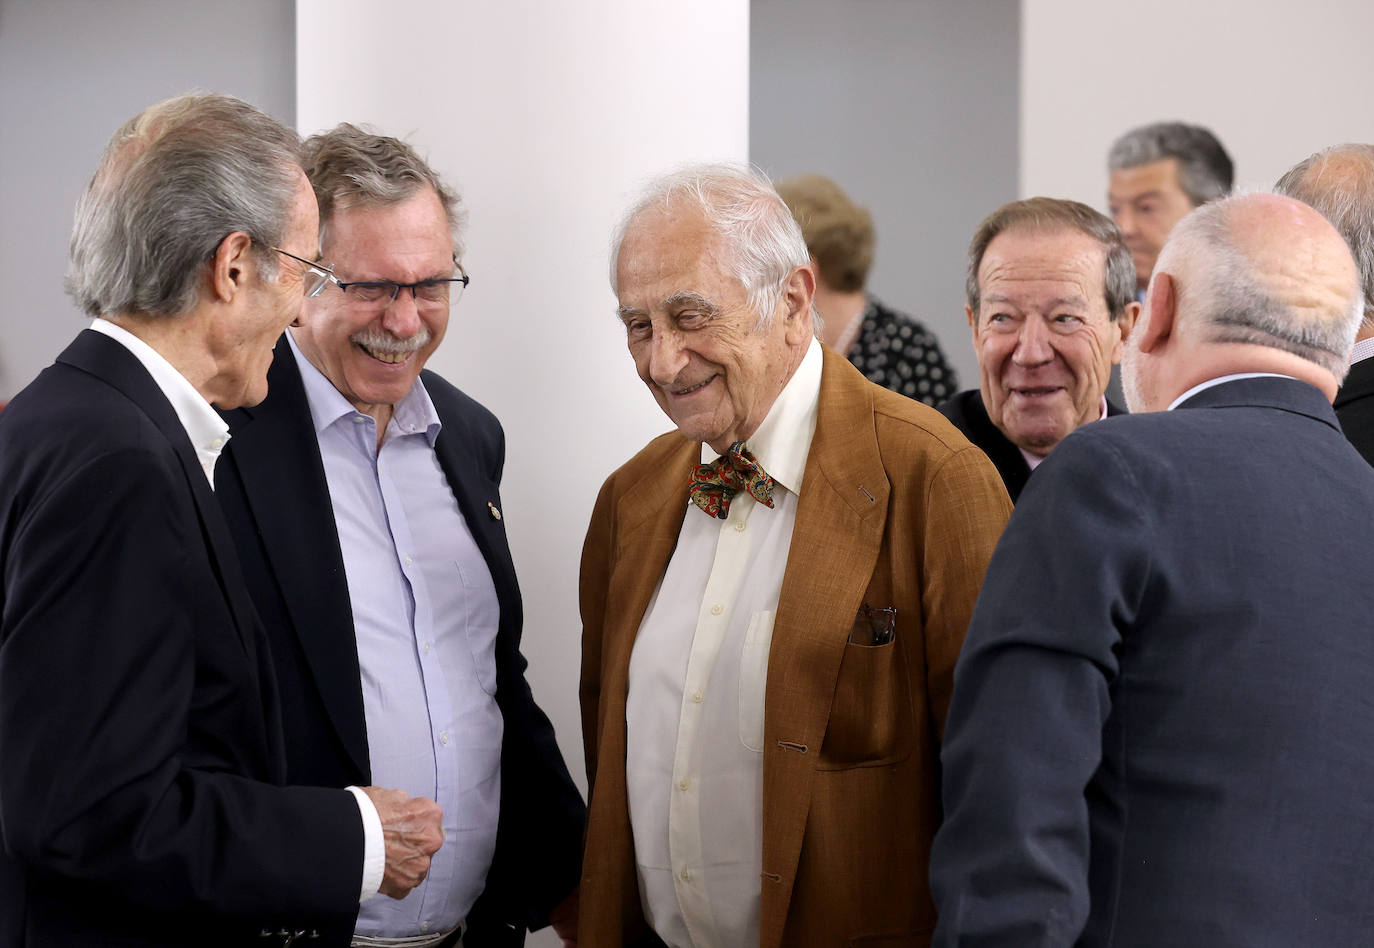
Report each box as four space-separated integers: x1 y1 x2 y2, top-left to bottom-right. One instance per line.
215 338 585 947
937 389 1124 501
1335 355 1374 465
931 377 1374 946
579 347 1011 948
0 330 362 948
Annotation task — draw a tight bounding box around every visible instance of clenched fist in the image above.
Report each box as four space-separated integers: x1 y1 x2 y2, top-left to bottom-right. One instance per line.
361 787 444 899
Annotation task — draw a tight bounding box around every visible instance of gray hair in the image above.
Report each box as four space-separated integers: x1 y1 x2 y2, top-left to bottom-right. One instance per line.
302 123 466 259
610 163 813 331
1275 144 1374 333
1168 196 1362 379
966 197 1137 321
1108 122 1234 206
66 93 302 318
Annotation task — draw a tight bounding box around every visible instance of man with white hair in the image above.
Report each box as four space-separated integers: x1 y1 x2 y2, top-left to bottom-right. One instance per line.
931 192 1374 945
578 164 1011 947
0 95 443 948
1276 143 1374 464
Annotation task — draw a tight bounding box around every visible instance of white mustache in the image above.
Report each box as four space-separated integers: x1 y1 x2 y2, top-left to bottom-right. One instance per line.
351 327 431 354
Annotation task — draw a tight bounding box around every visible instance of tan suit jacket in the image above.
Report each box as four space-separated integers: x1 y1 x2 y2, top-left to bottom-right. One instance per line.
578 348 1012 948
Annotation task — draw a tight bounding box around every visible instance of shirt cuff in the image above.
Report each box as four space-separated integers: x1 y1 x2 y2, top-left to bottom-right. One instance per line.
347 785 385 903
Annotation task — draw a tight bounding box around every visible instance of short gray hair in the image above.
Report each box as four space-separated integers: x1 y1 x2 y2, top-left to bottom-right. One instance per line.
66 93 302 318
1169 196 1362 379
302 123 466 259
610 163 812 330
1275 144 1374 333
966 197 1137 320
1109 122 1234 206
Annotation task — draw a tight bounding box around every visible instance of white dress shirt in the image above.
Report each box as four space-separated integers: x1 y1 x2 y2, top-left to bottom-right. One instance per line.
292 333 503 938
89 318 229 486
626 338 823 948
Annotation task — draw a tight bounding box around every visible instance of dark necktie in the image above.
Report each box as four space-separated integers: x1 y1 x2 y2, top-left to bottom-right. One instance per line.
687 441 775 520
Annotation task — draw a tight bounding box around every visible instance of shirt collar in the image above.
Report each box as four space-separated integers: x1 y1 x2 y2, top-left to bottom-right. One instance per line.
700 336 823 495
1350 336 1374 365
89 317 229 486
1167 372 1295 410
288 329 441 446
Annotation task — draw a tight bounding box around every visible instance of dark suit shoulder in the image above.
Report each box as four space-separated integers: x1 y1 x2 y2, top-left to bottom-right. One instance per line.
868 380 987 460
421 368 504 462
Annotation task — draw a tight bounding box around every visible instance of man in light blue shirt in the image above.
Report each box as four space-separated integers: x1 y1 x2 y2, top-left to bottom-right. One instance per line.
216 124 584 948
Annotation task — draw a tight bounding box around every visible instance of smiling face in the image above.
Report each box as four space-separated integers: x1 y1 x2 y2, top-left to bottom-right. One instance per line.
290 186 453 425
969 226 1129 456
1108 158 1198 289
615 205 810 453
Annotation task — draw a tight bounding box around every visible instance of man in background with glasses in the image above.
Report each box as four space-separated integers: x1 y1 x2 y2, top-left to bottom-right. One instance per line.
216 124 585 948
0 94 444 948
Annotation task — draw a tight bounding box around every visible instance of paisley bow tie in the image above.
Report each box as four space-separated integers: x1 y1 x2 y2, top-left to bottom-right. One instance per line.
687 441 775 520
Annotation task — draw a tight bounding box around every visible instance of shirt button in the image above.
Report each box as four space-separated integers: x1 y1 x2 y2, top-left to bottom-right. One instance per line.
734 521 746 532
692 689 704 703
680 869 692 882
678 778 690 791
710 603 723 616
439 731 449 745
420 922 430 932
404 554 413 565
424 642 432 654
352 416 366 424
210 438 224 449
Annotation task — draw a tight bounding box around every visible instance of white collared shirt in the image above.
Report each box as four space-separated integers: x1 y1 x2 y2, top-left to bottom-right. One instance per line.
1349 336 1374 365
626 338 823 948
290 333 502 936
89 318 229 486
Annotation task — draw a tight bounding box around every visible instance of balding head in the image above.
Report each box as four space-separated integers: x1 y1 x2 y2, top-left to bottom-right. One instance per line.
1275 144 1374 337
1122 193 1363 411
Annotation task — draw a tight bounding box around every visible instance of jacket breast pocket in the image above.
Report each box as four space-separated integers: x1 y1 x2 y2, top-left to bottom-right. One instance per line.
817 636 914 770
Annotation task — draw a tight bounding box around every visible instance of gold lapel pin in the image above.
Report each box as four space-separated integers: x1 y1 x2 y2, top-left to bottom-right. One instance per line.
488 501 502 521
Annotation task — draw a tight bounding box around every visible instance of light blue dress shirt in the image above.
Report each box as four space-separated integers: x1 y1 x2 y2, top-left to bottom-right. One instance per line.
291 335 503 938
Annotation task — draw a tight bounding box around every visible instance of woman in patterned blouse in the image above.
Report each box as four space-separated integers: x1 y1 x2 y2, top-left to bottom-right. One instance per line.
777 172 958 406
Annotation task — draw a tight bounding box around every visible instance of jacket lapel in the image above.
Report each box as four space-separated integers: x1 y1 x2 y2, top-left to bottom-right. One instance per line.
220 340 370 777
759 349 891 948
58 330 263 663
426 379 521 634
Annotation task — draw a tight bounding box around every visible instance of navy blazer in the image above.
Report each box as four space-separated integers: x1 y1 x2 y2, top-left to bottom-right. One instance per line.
931 377 1374 946
215 337 585 947
937 388 1125 501
0 330 362 947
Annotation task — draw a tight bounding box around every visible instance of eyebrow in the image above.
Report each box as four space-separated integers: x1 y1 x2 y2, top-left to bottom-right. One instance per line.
663 290 720 314
982 294 1089 309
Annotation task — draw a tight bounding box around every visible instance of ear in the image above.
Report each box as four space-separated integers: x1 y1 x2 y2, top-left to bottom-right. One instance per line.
781 263 817 346
208 231 255 303
1110 299 1141 364
1136 272 1176 355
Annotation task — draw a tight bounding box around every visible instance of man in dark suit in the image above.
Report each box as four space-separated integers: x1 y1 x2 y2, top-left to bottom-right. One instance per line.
1276 143 1374 464
0 95 442 948
215 125 584 948
939 198 1135 501
931 192 1374 945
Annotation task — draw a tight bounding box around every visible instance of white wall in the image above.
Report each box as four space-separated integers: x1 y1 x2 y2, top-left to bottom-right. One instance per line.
0 0 296 400
296 2 750 875
750 0 1020 392
1021 0 1374 205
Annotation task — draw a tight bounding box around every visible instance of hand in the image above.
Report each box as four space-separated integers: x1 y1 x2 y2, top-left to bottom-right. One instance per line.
361 787 444 900
548 887 579 947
